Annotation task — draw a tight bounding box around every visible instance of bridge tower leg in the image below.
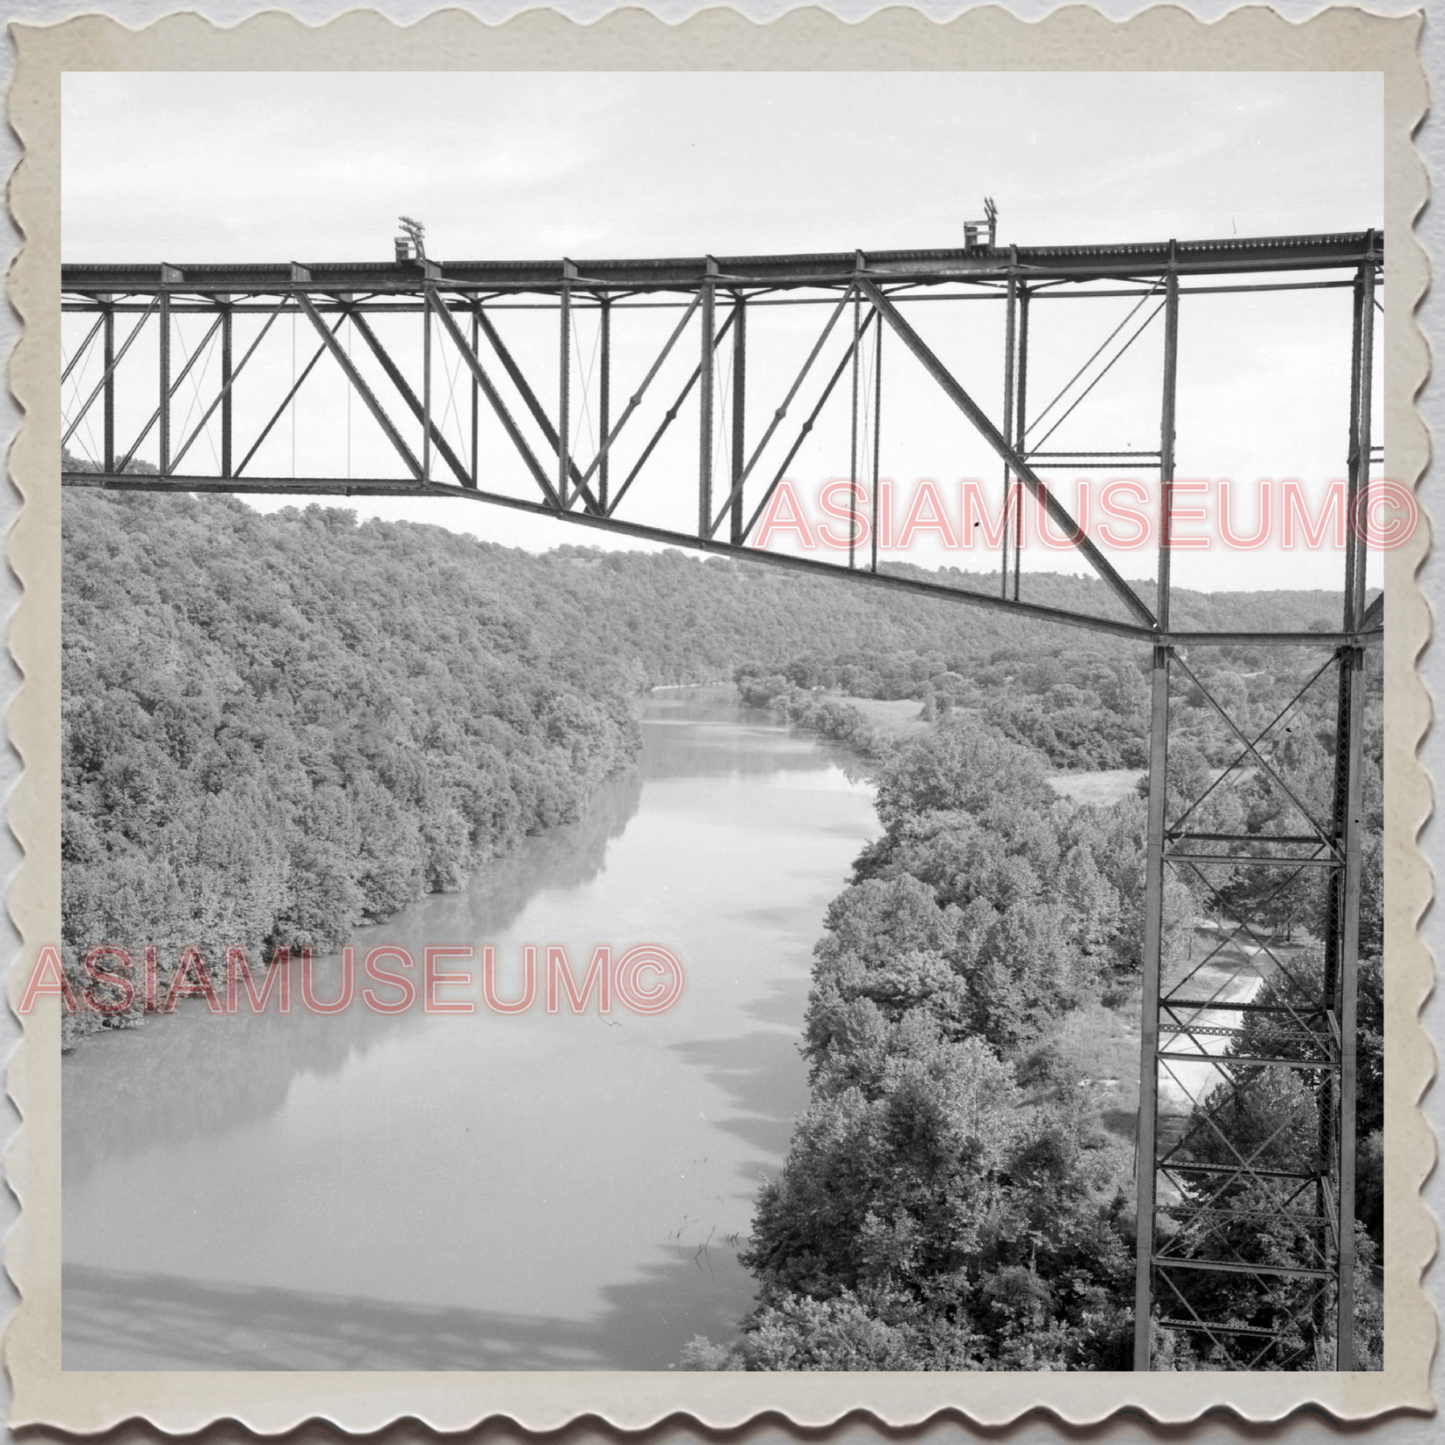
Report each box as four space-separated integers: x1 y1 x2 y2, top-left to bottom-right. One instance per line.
1133 247 1376 1374
1133 646 1371 1371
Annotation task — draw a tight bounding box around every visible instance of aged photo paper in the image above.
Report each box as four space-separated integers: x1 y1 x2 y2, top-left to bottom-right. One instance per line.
4 3 1434 1435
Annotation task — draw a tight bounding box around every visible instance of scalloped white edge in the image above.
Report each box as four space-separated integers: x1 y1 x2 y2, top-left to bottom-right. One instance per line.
4 4 1434 1432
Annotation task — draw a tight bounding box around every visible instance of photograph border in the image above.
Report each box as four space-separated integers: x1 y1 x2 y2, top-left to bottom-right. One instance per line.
5 3 1434 1431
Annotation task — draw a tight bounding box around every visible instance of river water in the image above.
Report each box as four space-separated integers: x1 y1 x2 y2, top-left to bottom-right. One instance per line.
61 687 879 1371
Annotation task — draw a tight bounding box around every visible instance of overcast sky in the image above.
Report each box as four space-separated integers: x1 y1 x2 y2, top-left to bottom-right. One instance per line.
62 71 1383 594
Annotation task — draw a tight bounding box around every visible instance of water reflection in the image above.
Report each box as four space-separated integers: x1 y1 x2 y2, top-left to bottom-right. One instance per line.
63 687 879 1370
63 1254 759 1371
61 767 645 1183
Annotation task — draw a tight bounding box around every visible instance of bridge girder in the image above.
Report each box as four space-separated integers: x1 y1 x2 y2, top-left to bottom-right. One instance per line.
62 229 1382 297
61 230 1384 649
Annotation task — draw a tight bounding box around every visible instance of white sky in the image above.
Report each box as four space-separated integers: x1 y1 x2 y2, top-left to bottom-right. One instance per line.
62 71 1384 595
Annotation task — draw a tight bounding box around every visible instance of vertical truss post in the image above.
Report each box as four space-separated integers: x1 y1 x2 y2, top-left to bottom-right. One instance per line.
870 314 882 574
699 258 717 537
1135 255 1181 1370
1002 261 1018 598
1158 254 1180 630
354 304 471 488
423 295 433 481
470 307 480 487
1318 264 1366 1366
1012 284 1029 601
220 302 232 478
158 288 171 475
102 304 115 473
849 280 861 569
1134 643 1172 1370
1346 241 1377 630
559 262 575 507
1329 242 1375 1368
599 296 612 513
731 291 747 547
1341 270 1365 628
1331 644 1366 1368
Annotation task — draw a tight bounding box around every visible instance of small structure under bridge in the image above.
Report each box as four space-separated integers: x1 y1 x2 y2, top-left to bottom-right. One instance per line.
60 227 1385 1370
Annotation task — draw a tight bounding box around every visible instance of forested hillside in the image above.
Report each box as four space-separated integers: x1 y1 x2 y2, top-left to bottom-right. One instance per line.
62 487 1366 1054
688 648 1384 1371
63 489 1180 1032
62 492 653 1038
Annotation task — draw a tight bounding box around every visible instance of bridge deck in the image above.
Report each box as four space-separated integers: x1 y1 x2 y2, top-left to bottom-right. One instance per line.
63 230 1382 298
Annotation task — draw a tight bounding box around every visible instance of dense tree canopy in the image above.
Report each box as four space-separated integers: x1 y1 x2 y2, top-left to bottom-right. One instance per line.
692 661 1383 1372
66 487 1287 1034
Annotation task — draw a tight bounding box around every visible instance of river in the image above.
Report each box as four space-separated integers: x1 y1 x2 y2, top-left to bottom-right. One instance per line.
61 687 879 1371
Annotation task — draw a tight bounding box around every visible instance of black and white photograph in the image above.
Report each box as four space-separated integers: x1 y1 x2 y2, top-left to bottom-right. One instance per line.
44 60 1399 1387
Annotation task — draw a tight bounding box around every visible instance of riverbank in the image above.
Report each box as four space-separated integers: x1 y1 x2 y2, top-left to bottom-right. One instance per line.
737 679 1149 811
63 688 881 1370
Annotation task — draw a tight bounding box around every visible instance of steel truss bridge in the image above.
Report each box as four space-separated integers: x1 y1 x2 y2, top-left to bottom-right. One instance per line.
61 228 1384 1370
